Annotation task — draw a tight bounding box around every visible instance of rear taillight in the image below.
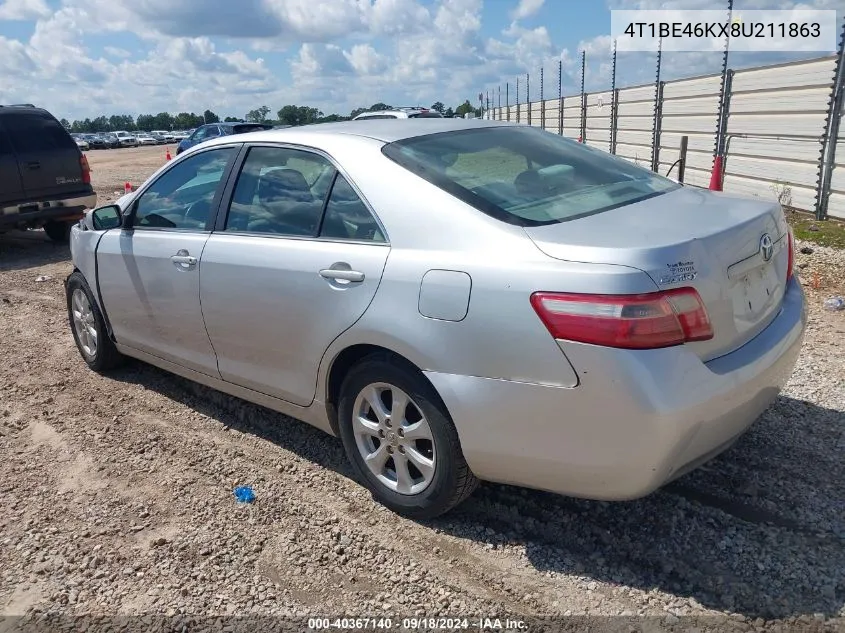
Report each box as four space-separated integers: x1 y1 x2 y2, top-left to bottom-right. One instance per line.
80 154 91 184
786 227 794 281
530 287 714 350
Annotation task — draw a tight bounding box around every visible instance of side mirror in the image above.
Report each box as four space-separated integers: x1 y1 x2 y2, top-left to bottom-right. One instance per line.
91 204 123 230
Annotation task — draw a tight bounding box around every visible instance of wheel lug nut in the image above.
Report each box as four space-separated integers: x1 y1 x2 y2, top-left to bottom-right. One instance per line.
387 446 394 454
378 429 385 438
397 428 404 438
385 419 392 428
398 446 405 454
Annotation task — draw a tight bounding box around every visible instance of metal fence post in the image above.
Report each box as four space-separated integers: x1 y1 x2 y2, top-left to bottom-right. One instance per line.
611 88 619 154
541 67 545 129
651 38 664 172
580 50 586 142
816 16 845 220
558 59 563 135
506 83 510 121
516 76 520 123
677 135 688 182
527 73 531 126
610 39 617 153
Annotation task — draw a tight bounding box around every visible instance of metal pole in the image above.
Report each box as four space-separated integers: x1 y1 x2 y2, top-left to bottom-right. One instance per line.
678 135 688 183
541 67 545 129
527 73 531 126
498 85 502 120
506 83 510 121
580 50 586 142
610 39 617 153
558 59 563 135
816 14 845 220
714 0 734 158
516 76 520 123
651 37 663 171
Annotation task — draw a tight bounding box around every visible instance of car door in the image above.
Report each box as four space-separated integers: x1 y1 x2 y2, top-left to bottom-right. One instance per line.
199 144 390 406
96 145 240 376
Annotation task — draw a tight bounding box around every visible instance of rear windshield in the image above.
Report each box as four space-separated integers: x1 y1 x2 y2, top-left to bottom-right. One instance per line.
233 124 273 134
408 112 443 118
4 111 77 153
381 125 680 226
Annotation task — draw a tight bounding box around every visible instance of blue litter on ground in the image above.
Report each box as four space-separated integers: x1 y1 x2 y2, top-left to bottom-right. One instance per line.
233 486 255 503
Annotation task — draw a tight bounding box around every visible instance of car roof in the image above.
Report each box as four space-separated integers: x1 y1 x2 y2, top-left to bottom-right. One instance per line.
204 118 514 146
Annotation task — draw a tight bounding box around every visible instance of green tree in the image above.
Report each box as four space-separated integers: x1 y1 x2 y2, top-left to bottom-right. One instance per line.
277 105 322 126
136 114 155 131
203 109 219 124
246 106 271 123
444 107 454 117
224 116 241 122
455 100 474 117
431 101 445 113
59 118 71 130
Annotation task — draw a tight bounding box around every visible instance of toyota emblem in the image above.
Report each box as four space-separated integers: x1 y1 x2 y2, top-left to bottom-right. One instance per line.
760 234 774 262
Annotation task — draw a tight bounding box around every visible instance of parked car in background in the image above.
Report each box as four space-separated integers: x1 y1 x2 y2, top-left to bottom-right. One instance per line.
71 134 90 151
353 107 443 120
84 134 109 150
112 131 138 147
135 132 157 146
0 104 96 242
172 130 190 141
175 121 273 155
152 130 175 142
65 119 804 519
101 133 120 149
149 132 168 145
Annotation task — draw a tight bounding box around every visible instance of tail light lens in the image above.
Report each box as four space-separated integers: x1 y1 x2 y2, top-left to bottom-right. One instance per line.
786 227 794 281
530 287 714 350
80 154 92 184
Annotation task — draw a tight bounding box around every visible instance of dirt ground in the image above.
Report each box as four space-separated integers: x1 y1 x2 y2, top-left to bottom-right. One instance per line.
0 147 844 631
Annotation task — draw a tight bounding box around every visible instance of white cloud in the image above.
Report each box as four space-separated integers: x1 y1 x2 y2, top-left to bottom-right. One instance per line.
0 0 49 20
510 0 544 21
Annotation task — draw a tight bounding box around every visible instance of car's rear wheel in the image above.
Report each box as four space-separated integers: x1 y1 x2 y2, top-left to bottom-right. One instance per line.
66 271 125 372
43 220 72 243
337 355 478 519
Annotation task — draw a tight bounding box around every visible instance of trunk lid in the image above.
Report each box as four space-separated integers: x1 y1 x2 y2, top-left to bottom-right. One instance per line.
5 110 90 202
523 186 790 361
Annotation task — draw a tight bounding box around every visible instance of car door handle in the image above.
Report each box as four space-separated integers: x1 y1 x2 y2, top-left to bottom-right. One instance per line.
319 269 365 282
171 255 197 265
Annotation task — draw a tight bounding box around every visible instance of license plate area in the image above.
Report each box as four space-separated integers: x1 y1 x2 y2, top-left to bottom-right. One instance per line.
733 262 778 322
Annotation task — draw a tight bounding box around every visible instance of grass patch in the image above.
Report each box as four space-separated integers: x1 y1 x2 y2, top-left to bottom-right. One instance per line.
786 208 845 249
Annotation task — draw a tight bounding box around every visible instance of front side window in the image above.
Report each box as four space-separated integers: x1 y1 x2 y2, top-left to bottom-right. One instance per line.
132 147 234 230
381 126 680 226
224 146 334 236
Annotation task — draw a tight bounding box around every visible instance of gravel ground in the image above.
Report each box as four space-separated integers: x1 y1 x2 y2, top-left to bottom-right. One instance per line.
0 149 843 632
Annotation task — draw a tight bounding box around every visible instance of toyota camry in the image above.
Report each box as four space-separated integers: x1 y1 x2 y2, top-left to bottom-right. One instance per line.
65 118 806 519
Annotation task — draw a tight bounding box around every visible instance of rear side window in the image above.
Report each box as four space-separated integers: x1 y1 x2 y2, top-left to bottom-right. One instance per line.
356 115 397 120
409 112 443 118
233 124 272 134
381 126 680 226
5 112 77 153
0 127 14 156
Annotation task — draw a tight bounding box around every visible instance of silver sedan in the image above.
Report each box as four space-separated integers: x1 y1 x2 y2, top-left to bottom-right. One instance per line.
65 119 806 518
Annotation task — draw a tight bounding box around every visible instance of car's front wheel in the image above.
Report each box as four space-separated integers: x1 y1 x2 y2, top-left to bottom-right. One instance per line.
66 271 125 372
337 354 478 519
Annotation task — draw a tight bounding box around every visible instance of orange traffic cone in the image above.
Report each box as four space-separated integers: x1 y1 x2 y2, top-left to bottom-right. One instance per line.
124 182 132 194
709 155 724 191
165 148 172 161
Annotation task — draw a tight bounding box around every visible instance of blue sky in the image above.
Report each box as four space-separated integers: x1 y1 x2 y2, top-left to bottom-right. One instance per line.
0 0 840 121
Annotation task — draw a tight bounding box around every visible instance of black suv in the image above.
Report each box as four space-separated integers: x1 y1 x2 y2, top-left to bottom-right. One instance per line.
0 104 97 242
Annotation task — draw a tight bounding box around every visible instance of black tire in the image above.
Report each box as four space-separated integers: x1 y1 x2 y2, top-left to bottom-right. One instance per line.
66 271 125 372
44 220 72 243
337 354 478 519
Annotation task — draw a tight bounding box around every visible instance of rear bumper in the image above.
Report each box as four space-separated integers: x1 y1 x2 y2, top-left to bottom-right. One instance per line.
426 278 806 500
0 191 98 228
